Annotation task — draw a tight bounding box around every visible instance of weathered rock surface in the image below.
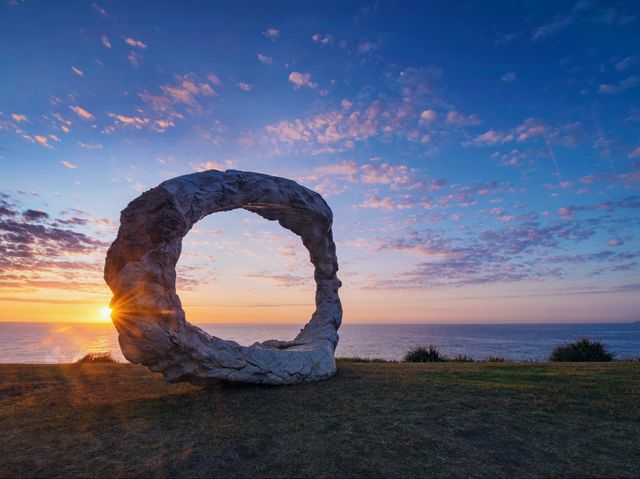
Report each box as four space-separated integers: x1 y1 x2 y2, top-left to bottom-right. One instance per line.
104 170 342 385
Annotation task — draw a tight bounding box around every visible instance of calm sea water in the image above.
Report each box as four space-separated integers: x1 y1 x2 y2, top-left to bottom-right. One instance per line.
0 322 639 363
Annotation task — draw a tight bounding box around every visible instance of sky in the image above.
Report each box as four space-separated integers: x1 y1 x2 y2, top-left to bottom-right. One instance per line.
0 0 639 325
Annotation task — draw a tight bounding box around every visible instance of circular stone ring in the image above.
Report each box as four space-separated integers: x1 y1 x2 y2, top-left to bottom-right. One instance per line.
104 170 342 385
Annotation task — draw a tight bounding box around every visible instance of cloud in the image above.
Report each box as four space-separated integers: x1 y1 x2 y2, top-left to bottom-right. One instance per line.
34 135 51 148
245 272 309 288
531 15 573 41
207 73 222 86
106 73 217 133
311 33 333 46
300 160 432 200
629 147 640 159
516 117 549 141
263 27 279 40
0 194 106 294
368 215 621 288
473 129 505 145
446 110 482 126
61 161 78 169
107 113 174 133
359 194 415 211
70 66 84 77
265 67 451 154
124 37 147 49
236 81 252 92
501 72 516 82
598 75 639 94
288 71 317 90
419 110 437 123
192 159 237 172
10 113 27 122
78 142 102 149
91 2 108 18
69 105 95 121
357 40 379 54
257 53 272 65
127 51 140 68
100 35 111 49
475 118 548 148
614 56 635 71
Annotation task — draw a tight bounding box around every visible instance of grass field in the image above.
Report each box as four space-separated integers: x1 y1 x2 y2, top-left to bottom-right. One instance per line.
1 360 639 478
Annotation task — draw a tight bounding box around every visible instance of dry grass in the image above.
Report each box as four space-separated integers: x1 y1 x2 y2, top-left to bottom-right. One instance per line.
0 360 639 478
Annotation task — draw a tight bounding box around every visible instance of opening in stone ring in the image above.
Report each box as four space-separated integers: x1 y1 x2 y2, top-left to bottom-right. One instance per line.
104 169 342 385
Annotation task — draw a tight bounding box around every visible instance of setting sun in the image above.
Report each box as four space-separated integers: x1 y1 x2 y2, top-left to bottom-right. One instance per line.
99 307 112 322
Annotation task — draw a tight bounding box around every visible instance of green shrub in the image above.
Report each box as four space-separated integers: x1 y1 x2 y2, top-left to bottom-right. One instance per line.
451 354 474 362
75 352 117 364
549 338 614 362
404 345 447 362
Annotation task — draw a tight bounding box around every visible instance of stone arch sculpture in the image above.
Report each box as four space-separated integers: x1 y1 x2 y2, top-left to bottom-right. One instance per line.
104 170 342 385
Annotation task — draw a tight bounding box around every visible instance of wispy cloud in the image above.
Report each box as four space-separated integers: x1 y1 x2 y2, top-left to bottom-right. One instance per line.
598 76 639 94
263 27 279 41
91 2 108 18
311 33 333 46
127 51 140 68
70 66 84 77
357 40 379 55
69 105 95 121
61 161 78 169
500 72 516 83
124 37 147 49
446 110 482 126
614 56 635 72
100 35 111 49
531 15 573 41
257 53 272 65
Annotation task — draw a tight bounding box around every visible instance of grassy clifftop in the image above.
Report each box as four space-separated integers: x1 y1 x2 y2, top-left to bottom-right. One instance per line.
1 360 639 478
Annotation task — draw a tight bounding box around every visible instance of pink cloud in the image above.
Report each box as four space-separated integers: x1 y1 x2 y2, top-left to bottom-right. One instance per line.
61 161 78 169
263 27 279 40
446 110 482 126
419 109 437 123
474 129 504 145
69 106 95 121
100 35 111 49
70 66 84 77
124 37 147 49
288 71 317 89
127 51 140 69
312 33 333 45
257 53 272 65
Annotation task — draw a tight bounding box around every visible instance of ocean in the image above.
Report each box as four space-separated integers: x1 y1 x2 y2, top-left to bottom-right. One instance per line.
0 322 639 363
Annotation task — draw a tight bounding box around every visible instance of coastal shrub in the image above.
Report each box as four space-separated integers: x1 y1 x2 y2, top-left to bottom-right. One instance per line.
337 357 394 363
451 354 474 362
486 356 508 362
404 345 447 362
75 352 117 364
549 338 613 362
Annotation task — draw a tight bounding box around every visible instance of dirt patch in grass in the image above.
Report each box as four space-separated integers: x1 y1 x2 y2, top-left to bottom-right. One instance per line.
0 361 639 478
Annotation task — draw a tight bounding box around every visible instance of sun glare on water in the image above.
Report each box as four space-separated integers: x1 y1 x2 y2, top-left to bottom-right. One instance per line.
99 307 112 322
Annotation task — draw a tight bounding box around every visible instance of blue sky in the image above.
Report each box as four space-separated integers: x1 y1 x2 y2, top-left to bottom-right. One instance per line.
0 0 639 323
